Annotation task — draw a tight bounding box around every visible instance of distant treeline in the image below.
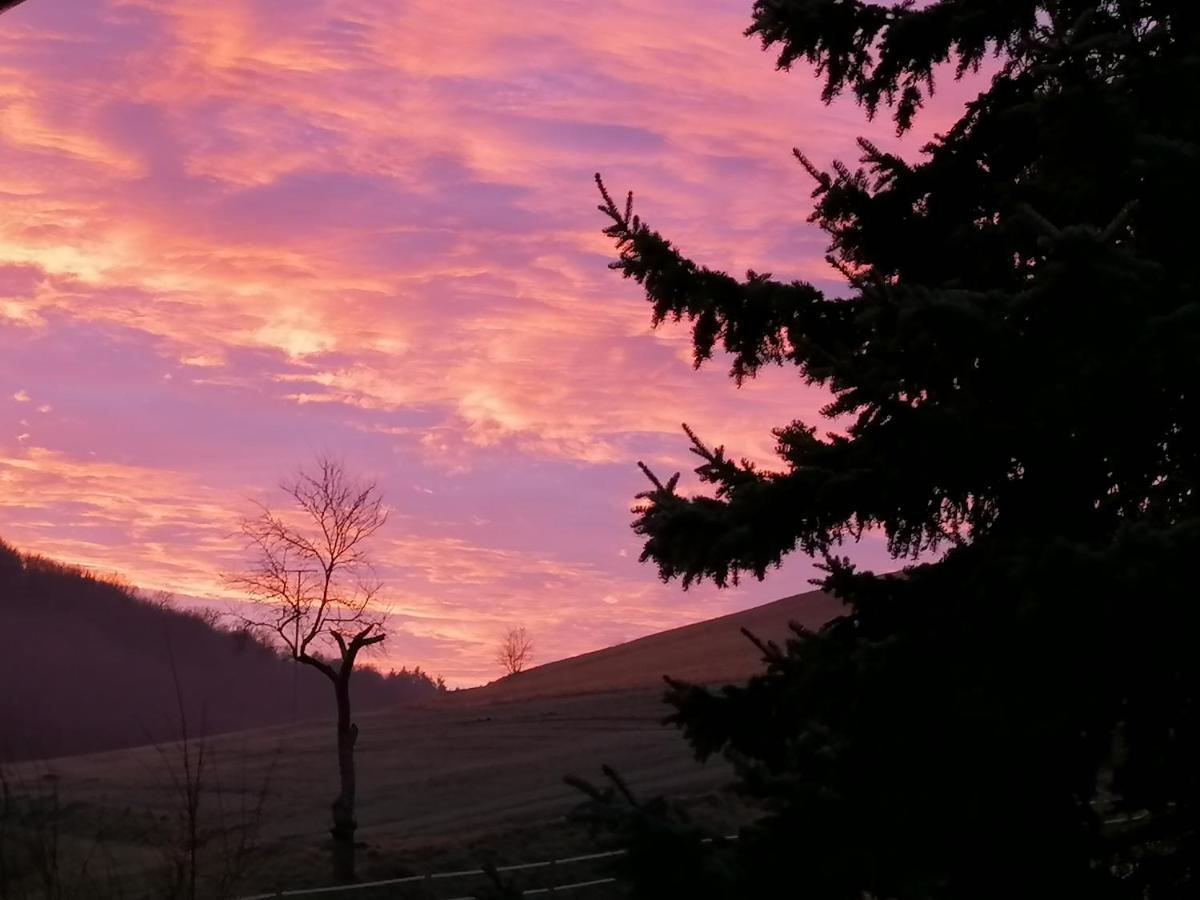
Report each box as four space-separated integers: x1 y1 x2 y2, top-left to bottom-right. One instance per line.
0 538 443 761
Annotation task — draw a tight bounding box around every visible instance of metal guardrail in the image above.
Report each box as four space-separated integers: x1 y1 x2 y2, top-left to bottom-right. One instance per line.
239 810 1159 900
235 847 630 899
236 835 739 899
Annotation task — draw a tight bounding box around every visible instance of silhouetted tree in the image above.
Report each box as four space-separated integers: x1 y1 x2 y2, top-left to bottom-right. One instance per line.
566 766 722 900
596 1 1200 896
229 457 388 883
0 2 31 16
496 627 534 675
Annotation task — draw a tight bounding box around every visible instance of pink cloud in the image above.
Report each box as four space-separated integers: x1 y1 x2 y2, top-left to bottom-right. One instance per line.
0 0 965 683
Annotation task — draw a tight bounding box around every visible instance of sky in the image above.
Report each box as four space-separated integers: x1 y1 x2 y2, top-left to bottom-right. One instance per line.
0 0 979 685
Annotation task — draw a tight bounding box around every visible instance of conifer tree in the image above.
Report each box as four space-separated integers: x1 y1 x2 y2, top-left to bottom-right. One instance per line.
597 2 1200 896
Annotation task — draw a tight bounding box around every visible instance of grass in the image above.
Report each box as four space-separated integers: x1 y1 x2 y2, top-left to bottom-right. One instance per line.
1 689 746 898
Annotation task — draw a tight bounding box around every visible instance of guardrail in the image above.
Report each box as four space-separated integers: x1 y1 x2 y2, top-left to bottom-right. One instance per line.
236 835 739 899
239 808 1154 900
235 847 630 899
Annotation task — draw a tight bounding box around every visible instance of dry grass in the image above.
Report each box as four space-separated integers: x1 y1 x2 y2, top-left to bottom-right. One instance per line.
450 589 839 706
2 590 837 897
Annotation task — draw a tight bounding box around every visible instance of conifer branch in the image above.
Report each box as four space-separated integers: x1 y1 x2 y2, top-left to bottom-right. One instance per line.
636 460 667 492
793 148 832 193
1101 201 1137 242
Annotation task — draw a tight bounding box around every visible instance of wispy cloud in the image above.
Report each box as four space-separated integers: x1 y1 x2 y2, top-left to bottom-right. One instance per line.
0 0 966 682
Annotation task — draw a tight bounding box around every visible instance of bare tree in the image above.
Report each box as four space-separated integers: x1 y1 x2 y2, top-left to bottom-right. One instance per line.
496 627 533 675
227 457 387 883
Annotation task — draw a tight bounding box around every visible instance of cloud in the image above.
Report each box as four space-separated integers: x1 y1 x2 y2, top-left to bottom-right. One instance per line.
0 0 972 683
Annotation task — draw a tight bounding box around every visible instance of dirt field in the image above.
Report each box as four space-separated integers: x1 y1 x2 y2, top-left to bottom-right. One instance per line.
2 590 838 898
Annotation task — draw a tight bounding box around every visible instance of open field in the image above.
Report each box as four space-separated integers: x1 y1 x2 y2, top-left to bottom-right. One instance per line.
2 590 838 898
453 589 841 705
6 690 727 897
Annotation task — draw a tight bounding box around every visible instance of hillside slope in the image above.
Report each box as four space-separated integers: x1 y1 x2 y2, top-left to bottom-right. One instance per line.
0 539 439 760
449 588 842 706
10 589 844 894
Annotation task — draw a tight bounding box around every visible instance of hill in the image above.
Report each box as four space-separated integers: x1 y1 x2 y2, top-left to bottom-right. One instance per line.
5 588 844 896
0 538 440 761
448 588 842 706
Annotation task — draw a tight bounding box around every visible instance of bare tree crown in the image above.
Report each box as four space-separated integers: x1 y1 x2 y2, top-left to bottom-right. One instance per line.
228 457 388 670
497 627 533 675
227 457 392 878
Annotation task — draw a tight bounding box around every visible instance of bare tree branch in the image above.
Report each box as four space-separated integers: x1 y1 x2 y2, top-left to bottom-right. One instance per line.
223 456 392 882
497 627 534 675
224 457 388 668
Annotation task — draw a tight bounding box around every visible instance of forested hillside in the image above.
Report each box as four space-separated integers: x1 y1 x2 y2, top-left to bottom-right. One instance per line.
0 539 440 760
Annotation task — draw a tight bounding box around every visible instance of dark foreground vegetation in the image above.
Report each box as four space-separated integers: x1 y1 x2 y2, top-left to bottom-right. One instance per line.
0 538 441 761
579 1 1200 898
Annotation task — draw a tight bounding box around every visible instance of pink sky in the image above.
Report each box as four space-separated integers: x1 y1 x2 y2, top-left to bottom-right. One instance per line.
0 0 978 685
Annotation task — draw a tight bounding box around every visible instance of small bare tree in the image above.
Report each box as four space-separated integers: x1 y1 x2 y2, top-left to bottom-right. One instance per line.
497 627 533 675
227 457 387 883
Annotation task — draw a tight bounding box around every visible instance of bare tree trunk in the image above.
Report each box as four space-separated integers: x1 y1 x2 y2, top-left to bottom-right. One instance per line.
330 672 358 883
230 459 388 885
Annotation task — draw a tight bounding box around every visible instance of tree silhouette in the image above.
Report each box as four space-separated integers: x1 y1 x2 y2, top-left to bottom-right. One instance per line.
496 627 534 675
0 2 31 15
598 1 1200 896
228 457 388 883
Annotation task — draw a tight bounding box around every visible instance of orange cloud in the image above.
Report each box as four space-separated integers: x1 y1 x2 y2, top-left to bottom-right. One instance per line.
0 0 968 683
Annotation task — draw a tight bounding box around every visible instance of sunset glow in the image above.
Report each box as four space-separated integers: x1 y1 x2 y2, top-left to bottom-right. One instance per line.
1 0 975 684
